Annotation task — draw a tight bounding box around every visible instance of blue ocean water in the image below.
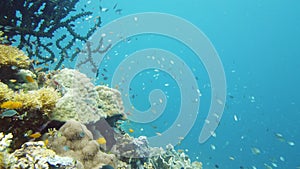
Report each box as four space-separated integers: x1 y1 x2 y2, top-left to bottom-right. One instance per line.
9 0 300 168
91 1 300 168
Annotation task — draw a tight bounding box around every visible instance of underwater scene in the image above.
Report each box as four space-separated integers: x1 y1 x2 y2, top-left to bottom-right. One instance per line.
0 0 299 169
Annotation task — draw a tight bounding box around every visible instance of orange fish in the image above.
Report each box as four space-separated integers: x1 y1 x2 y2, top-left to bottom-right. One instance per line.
29 132 41 139
25 76 35 83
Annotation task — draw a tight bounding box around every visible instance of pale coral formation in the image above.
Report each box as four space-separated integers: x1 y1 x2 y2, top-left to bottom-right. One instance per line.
0 82 13 102
7 141 82 169
0 132 13 168
111 134 150 159
0 132 12 152
47 120 122 169
148 144 202 169
0 44 31 69
50 68 125 124
94 85 125 117
12 87 61 115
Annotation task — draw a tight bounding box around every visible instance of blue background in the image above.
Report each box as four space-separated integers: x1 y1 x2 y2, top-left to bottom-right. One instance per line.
95 1 300 168
16 0 300 168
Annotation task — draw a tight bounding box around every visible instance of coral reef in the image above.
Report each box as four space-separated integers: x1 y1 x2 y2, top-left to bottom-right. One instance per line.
0 49 61 149
148 144 202 169
111 134 150 159
94 85 125 117
47 120 123 169
49 68 125 124
0 44 203 168
0 44 31 69
12 87 61 115
0 132 13 168
0 44 39 91
0 82 13 102
7 141 82 169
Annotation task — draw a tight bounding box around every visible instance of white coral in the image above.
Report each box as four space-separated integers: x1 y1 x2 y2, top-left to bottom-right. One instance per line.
0 132 13 152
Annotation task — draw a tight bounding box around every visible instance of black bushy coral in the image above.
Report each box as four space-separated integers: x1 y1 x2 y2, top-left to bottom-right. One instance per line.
0 0 102 69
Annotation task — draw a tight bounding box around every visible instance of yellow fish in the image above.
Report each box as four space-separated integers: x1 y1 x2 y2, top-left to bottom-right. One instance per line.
96 137 106 144
25 75 35 83
1 101 23 109
29 132 41 139
129 128 134 133
44 139 49 146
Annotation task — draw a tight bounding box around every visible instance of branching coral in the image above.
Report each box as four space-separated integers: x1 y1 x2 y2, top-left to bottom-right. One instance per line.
0 44 31 69
0 86 61 149
0 82 13 102
12 87 61 115
0 0 102 69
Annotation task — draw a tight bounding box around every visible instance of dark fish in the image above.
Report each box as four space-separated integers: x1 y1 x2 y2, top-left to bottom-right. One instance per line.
113 3 118 9
96 69 100 77
115 9 122 14
101 165 114 169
